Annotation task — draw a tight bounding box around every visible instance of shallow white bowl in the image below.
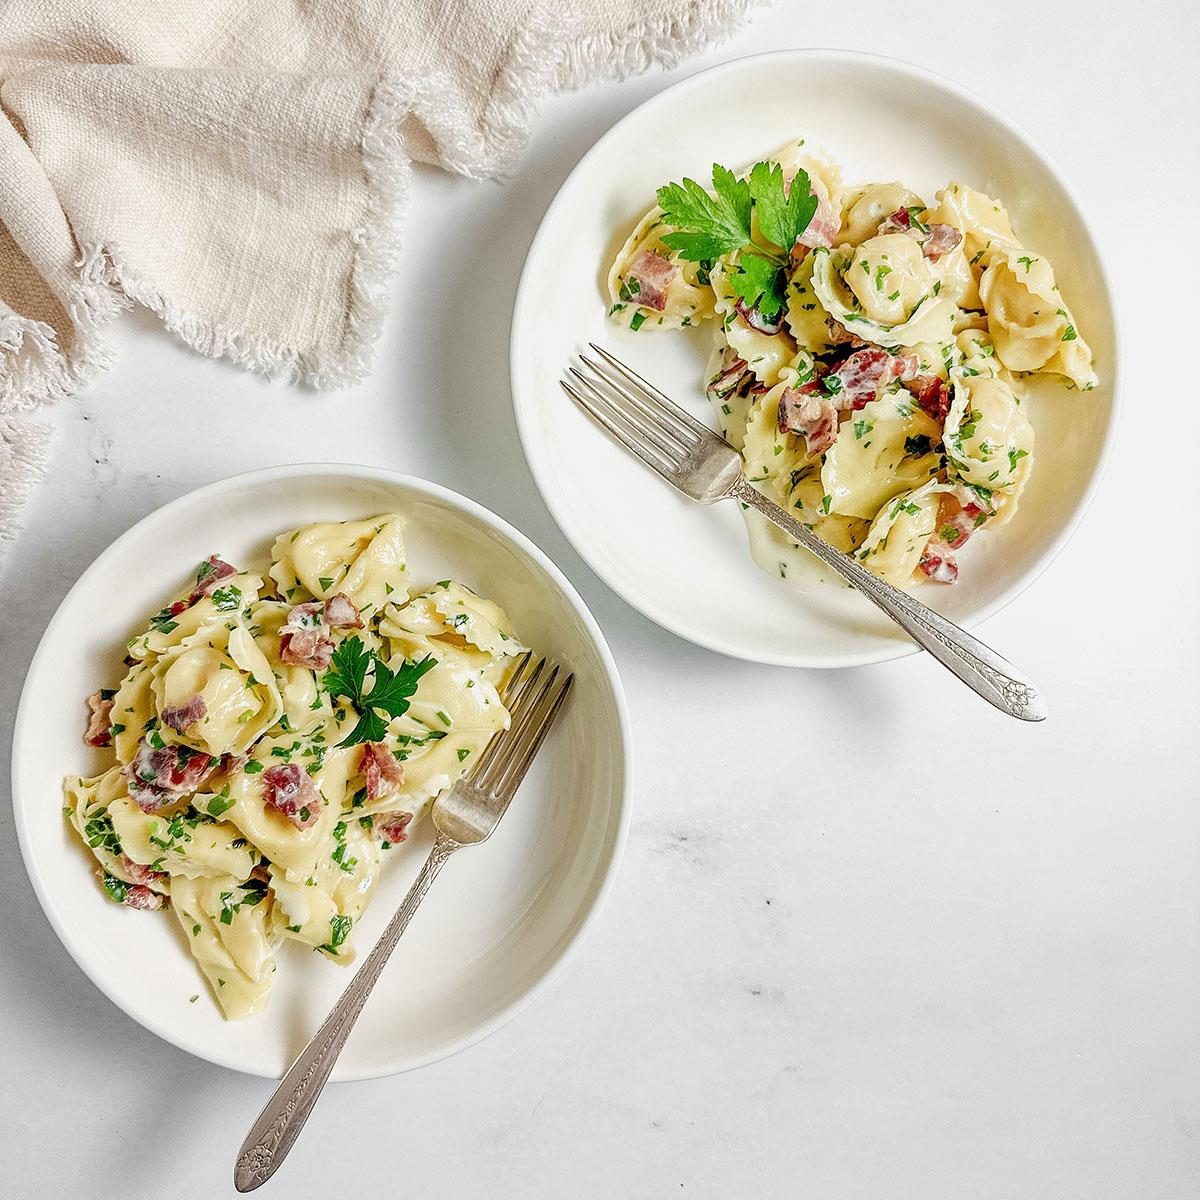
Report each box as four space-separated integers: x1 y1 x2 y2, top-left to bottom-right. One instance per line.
12 465 631 1079
512 50 1119 667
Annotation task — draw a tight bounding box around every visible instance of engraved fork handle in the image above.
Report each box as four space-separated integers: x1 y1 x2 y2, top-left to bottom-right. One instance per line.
734 478 1047 721
234 834 459 1192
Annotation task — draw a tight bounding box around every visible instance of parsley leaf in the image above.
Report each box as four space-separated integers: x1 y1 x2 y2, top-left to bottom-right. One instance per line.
728 250 787 319
747 162 818 254
656 165 751 261
324 637 437 748
654 159 819 324
322 637 371 708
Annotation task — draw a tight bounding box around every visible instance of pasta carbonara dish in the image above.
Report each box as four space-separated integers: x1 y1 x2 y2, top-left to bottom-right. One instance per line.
606 140 1097 589
64 515 526 1019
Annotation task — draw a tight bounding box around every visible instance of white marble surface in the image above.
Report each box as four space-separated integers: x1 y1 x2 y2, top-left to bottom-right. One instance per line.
2 4 1197 1196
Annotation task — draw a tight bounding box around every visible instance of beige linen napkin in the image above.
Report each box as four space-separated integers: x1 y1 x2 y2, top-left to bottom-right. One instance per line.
0 0 765 547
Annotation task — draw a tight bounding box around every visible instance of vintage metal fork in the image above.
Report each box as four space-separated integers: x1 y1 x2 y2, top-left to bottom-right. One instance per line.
563 344 1045 722
234 653 572 1191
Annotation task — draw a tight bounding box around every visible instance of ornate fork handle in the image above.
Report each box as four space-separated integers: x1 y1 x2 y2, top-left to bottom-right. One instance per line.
234 834 459 1192
735 478 1047 721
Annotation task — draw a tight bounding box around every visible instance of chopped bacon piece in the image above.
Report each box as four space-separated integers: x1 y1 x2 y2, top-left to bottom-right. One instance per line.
374 811 413 847
929 493 985 553
279 600 334 669
360 742 405 802
218 751 249 776
123 740 216 812
160 693 206 734
877 207 913 236
906 374 951 423
796 196 840 251
735 298 782 336
918 552 959 584
778 385 838 455
825 317 868 348
876 208 961 261
624 249 677 311
284 600 325 629
822 349 920 412
262 763 323 830
121 854 167 886
123 884 167 911
706 350 750 402
84 690 114 748
280 628 334 669
187 555 237 605
828 349 889 411
921 223 962 262
324 593 363 629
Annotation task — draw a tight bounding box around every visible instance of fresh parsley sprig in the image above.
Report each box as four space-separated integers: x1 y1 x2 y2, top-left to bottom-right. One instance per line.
656 160 818 322
323 636 437 747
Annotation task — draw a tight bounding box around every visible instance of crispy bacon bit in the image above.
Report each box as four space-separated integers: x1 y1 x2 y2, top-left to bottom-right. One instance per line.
797 196 840 251
123 740 216 812
878 206 913 235
324 593 363 629
161 693 206 734
280 628 334 669
822 349 920 412
262 763 323 830
735 298 783 336
778 385 838 455
279 600 334 669
921 223 962 262
121 854 167 886
84 690 114 748
187 555 237 605
624 249 677 311
360 742 404 802
825 317 868 348
931 493 985 552
123 884 167 911
877 207 961 261
906 374 951 423
374 811 413 847
218 751 249 776
707 350 750 402
919 493 987 585
918 551 959 584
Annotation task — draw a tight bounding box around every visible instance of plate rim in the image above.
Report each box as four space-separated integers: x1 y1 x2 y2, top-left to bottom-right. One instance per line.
11 462 634 1080
510 46 1123 669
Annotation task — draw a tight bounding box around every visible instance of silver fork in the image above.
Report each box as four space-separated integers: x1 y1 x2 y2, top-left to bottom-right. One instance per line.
234 653 572 1191
563 344 1046 722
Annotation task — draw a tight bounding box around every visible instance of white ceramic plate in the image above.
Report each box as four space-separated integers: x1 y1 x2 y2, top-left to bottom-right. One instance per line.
12 465 631 1080
512 50 1119 667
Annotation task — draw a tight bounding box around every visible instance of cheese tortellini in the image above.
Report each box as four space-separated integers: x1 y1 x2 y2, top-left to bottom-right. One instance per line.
64 515 529 1019
605 140 1099 589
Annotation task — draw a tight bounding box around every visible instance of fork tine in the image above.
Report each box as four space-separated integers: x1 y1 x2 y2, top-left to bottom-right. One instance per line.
491 673 574 798
561 380 678 480
500 650 532 704
568 366 686 460
587 341 715 440
577 355 697 449
469 657 546 783
475 664 563 793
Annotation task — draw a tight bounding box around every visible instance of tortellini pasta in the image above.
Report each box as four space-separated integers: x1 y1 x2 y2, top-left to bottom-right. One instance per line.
607 208 716 331
978 250 1098 389
605 139 1100 589
64 515 529 1019
270 514 410 617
